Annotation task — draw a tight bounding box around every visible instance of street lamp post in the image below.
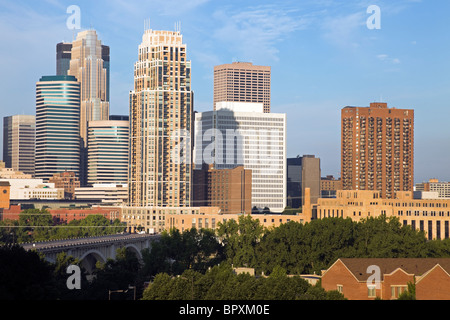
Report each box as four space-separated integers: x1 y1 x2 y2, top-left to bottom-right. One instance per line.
108 285 136 300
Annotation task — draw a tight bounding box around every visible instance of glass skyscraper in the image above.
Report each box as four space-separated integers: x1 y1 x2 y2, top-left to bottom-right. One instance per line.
56 42 73 76
35 75 81 181
3 115 36 176
87 120 129 186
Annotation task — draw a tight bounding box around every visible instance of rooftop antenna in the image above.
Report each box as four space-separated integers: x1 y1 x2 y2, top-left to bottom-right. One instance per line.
174 21 181 33
144 19 151 32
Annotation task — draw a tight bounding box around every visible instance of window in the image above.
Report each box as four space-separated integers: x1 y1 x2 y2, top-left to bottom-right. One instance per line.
368 285 376 298
337 285 343 294
391 285 407 299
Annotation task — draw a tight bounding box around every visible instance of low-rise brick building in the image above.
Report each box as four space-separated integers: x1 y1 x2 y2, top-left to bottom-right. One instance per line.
321 258 450 300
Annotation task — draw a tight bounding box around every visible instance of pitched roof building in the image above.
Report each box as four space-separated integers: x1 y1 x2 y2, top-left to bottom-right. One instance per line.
321 258 450 300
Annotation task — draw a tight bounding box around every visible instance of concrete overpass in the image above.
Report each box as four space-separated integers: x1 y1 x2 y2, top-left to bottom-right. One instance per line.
21 233 161 273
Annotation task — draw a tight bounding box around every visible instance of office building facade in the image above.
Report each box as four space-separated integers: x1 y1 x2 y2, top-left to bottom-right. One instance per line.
35 75 81 181
0 178 64 200
194 102 286 212
75 184 128 205
193 164 252 214
214 62 271 113
87 120 129 185
56 42 73 76
416 179 450 199
129 28 193 207
321 175 342 198
67 30 110 185
305 189 450 240
287 155 321 208
48 171 80 200
57 40 110 98
3 115 35 176
341 102 414 199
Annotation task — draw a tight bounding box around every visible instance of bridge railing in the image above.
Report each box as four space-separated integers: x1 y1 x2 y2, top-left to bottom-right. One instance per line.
21 233 161 251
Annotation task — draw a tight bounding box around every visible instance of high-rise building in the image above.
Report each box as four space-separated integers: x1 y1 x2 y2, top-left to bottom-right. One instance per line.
286 157 302 209
129 28 193 207
287 155 321 208
87 120 129 185
56 42 73 76
194 102 286 212
67 30 110 186
35 75 81 181
341 102 414 199
214 62 271 113
193 164 252 214
101 45 110 102
57 41 110 98
3 115 35 176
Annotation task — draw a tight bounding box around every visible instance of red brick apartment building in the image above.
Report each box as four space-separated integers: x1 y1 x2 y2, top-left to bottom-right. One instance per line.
1 204 120 223
50 206 120 223
321 258 450 300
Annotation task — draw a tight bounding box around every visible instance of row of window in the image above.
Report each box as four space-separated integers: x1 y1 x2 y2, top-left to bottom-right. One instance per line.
337 284 407 299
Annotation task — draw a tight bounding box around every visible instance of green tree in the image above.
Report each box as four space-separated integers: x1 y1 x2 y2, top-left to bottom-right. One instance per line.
257 221 308 275
0 219 20 245
0 245 58 300
18 208 54 242
86 247 142 300
142 273 174 300
141 227 224 278
217 215 265 269
52 252 90 300
397 281 416 300
354 215 429 258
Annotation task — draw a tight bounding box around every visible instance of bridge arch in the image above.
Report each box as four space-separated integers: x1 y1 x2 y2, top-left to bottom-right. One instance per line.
124 244 143 260
79 249 107 274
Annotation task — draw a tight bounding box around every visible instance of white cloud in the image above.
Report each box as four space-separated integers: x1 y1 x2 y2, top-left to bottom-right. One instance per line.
211 5 309 63
0 2 72 113
321 11 366 48
377 54 401 64
107 0 210 18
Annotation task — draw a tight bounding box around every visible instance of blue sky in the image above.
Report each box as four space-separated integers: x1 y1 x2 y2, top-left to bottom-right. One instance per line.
0 0 449 182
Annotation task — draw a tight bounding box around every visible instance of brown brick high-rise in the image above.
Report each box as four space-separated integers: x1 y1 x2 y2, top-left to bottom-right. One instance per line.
214 62 271 113
341 102 414 199
193 164 252 215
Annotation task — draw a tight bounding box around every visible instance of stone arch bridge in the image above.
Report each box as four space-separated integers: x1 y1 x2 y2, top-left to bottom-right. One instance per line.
21 233 161 273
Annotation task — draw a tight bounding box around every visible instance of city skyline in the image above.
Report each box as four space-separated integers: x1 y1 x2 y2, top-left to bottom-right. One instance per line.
0 0 449 183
